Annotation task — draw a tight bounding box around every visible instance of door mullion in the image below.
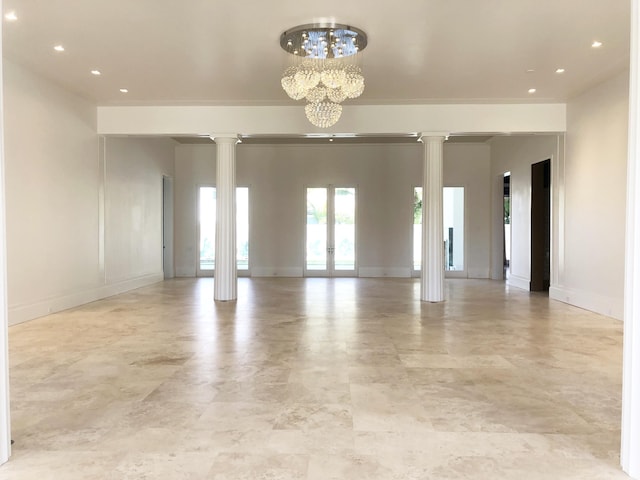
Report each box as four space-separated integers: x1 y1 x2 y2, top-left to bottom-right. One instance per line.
305 186 330 276
328 185 336 276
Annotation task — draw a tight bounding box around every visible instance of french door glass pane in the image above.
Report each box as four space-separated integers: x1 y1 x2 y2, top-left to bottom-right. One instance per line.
199 186 250 271
199 187 216 270
237 187 249 270
334 187 355 270
306 188 327 270
413 187 422 270
443 187 464 271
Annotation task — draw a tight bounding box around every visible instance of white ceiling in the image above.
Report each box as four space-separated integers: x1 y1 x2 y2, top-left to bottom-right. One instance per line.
1 0 631 107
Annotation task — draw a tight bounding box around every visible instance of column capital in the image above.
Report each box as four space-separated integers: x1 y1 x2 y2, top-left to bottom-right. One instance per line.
418 133 449 143
210 134 241 144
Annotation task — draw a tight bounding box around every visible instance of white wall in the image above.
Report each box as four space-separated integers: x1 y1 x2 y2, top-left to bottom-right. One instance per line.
104 137 176 283
174 142 492 279
4 60 100 323
553 70 629 319
0 2 11 463
3 60 175 324
489 135 563 291
488 71 629 319
443 144 491 278
174 144 214 277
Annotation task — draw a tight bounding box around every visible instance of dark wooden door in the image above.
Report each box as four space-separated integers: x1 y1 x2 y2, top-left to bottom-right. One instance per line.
530 159 551 291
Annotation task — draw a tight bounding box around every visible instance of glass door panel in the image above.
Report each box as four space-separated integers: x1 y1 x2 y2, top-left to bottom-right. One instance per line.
334 187 356 272
413 187 423 274
237 187 249 271
198 187 216 274
443 186 464 272
306 187 328 272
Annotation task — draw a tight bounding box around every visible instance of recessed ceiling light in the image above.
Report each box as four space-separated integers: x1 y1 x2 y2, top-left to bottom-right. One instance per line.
119 88 128 93
592 40 603 48
4 11 17 21
91 70 101 76
528 88 537 94
526 69 535 73
555 68 565 74
53 45 65 52
329 138 334 142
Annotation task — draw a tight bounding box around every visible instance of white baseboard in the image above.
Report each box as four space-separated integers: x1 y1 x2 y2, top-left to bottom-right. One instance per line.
358 267 411 278
467 268 490 279
175 267 196 277
251 267 303 277
549 285 623 320
445 270 466 278
8 273 164 326
507 274 530 291
254 267 413 278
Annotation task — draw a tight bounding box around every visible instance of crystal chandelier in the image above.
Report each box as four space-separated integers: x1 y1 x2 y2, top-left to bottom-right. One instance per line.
280 24 367 128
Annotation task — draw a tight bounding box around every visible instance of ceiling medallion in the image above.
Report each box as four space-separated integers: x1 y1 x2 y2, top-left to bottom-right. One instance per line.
280 23 367 128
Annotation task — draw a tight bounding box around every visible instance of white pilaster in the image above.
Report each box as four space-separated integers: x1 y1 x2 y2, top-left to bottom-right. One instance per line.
622 1 640 477
419 134 447 302
211 135 239 301
0 0 11 463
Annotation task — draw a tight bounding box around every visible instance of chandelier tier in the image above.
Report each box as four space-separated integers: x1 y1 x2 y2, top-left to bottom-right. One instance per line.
280 24 367 128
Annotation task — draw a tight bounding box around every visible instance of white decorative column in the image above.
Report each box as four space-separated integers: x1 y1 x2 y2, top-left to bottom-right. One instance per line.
622 1 640 477
211 135 240 301
0 0 11 464
419 134 447 302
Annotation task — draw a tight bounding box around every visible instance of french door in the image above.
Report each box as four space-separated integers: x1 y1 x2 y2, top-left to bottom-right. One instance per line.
197 186 250 277
305 186 357 276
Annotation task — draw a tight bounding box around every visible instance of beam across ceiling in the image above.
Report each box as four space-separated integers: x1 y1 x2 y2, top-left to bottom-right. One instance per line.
97 103 566 136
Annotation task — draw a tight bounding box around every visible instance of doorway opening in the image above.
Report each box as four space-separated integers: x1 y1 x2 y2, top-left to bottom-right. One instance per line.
503 172 511 279
444 186 465 273
530 159 551 291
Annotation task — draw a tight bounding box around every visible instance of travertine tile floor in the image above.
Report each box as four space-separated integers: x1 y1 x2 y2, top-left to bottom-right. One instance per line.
1 278 631 479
